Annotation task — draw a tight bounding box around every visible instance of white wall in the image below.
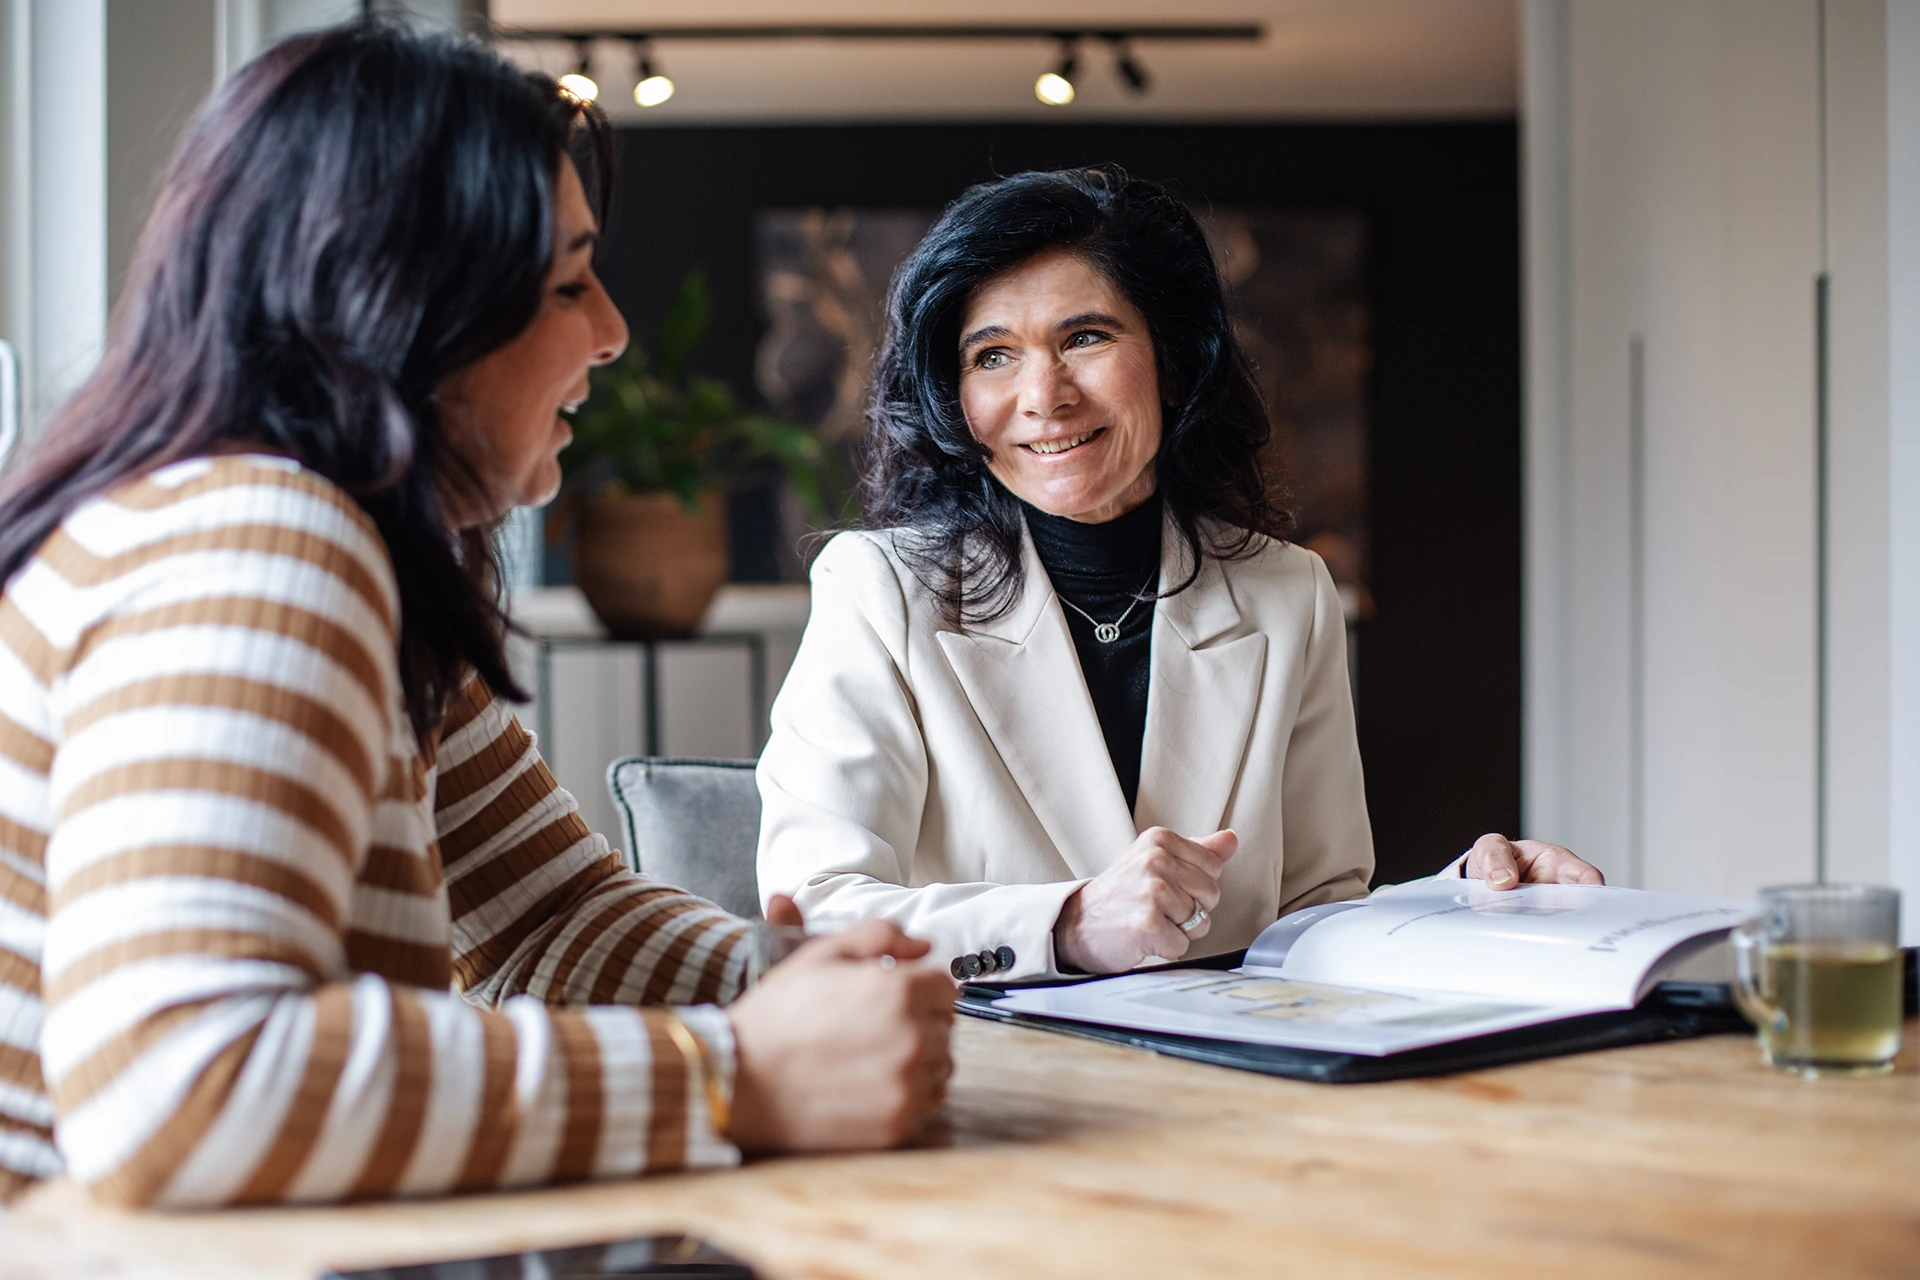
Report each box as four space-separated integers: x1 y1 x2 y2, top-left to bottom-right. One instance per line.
1884 0 1920 931
0 1 484 445
1826 0 1892 886
107 1 218 303
1526 0 1920 937
2 0 220 440
19 0 108 429
1521 0 1574 849
226 0 470 51
0 1 27 440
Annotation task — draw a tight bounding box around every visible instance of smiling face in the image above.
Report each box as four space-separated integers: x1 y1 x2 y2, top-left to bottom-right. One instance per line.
435 158 629 525
956 249 1163 524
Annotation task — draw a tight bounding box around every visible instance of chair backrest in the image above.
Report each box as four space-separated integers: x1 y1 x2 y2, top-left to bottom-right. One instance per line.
606 756 764 920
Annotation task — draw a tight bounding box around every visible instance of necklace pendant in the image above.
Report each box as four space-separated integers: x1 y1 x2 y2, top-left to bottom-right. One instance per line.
1093 621 1122 643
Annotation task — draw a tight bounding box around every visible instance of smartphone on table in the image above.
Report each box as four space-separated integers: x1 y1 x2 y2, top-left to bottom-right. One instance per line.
322 1233 757 1279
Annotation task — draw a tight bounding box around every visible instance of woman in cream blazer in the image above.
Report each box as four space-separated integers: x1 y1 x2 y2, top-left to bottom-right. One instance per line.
758 515 1367 979
758 168 1598 980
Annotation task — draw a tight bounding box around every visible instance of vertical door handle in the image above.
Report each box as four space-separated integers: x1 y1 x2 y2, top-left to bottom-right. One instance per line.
1815 272 1831 882
1628 332 1646 889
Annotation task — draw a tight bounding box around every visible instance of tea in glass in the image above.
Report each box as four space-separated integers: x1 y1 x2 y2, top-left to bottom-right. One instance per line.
1756 942 1903 1070
1732 885 1904 1077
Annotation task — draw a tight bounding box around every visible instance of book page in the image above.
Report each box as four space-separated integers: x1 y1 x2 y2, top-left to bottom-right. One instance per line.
1255 881 1750 1009
991 969 1562 1056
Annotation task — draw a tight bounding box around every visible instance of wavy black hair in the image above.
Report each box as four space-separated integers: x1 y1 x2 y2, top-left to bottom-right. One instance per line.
0 22 610 741
860 165 1291 627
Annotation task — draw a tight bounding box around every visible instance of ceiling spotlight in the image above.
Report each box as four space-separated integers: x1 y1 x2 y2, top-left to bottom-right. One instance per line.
632 40 674 107
558 40 599 103
1109 37 1151 94
1036 39 1078 106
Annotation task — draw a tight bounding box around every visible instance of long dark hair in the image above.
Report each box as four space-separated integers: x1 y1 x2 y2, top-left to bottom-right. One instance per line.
861 166 1291 627
0 22 610 741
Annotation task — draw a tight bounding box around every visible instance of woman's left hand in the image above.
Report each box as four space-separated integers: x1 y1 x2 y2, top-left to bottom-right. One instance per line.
1463 834 1604 889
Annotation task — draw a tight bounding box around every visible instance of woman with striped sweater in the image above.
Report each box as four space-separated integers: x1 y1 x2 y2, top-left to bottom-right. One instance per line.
0 24 952 1209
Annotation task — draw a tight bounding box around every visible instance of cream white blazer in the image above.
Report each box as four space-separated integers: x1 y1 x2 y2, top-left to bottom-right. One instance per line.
756 515 1377 979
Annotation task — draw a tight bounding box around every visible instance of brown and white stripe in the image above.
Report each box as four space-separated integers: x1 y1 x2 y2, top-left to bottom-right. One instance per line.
0 455 753 1208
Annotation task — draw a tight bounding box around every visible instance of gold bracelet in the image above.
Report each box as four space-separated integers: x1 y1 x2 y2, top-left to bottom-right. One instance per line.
662 1012 731 1139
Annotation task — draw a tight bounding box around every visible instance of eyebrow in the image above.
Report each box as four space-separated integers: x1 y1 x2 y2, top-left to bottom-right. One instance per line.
564 229 599 254
958 323 1012 353
1055 311 1126 331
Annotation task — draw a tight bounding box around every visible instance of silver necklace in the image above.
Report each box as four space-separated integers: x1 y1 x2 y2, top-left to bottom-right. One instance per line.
1058 575 1157 643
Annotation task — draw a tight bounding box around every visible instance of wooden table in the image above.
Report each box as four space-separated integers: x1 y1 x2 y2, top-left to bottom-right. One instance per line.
3 1016 1917 1280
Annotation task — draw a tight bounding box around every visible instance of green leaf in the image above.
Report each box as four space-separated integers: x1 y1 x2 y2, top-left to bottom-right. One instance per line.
653 270 710 386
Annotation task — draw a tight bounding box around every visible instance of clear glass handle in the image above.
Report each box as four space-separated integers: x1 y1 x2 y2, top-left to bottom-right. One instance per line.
747 921 809 985
1730 920 1786 1035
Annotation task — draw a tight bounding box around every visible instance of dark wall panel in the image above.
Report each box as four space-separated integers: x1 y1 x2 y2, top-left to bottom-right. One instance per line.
597 122 1521 886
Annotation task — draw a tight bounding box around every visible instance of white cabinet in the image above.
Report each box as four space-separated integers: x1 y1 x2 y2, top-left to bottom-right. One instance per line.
1530 0 1920 936
507 586 806 847
1527 0 1826 897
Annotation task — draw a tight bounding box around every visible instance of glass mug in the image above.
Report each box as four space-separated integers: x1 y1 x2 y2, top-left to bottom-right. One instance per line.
1730 884 1904 1076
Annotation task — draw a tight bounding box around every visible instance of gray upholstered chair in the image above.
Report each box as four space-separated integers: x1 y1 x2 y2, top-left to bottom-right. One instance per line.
606 756 764 920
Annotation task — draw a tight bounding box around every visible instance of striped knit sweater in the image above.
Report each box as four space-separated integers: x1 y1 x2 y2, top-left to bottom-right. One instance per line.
0 455 755 1208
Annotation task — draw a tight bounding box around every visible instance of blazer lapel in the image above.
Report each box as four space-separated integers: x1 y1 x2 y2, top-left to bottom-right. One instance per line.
1133 522 1267 840
935 529 1138 881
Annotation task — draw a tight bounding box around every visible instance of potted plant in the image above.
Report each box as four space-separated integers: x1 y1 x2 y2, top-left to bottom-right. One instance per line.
558 271 828 638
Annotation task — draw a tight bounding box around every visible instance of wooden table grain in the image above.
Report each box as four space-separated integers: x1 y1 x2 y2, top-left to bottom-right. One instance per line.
3 1016 1917 1280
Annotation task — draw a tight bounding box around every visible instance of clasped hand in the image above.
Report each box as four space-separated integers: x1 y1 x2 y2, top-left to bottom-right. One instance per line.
725 895 955 1152
1053 826 1238 974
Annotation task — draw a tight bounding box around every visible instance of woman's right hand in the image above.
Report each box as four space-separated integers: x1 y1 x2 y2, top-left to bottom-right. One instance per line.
724 917 955 1152
1053 827 1238 974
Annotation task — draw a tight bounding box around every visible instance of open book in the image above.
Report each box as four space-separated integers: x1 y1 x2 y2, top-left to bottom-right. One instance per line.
992 881 1751 1057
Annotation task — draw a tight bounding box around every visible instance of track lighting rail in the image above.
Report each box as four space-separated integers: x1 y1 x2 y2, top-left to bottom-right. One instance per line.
498 24 1262 109
494 25 1263 44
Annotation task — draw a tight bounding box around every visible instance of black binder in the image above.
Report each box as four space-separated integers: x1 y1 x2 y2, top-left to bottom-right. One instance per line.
957 948 1777 1084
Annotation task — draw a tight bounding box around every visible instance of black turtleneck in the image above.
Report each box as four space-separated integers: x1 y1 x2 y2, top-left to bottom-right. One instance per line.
1023 495 1162 812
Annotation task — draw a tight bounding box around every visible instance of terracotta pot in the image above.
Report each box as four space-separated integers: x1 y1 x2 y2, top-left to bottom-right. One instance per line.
573 490 729 639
